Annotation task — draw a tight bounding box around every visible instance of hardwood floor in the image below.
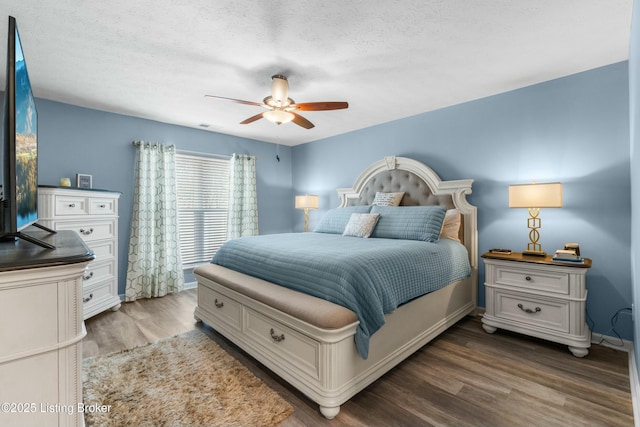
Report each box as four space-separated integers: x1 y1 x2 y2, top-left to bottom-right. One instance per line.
84 289 635 426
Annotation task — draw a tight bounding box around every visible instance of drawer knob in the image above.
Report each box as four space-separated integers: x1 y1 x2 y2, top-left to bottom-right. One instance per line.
68 203 76 208
517 303 541 314
99 204 106 208
270 328 285 343
83 272 94 281
525 276 532 281
214 299 224 309
83 293 94 303
79 228 94 235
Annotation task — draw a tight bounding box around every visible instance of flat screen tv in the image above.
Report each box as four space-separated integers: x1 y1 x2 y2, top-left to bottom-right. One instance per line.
1 16 54 249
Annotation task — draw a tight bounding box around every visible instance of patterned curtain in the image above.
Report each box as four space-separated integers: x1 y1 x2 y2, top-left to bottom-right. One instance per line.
228 154 259 239
125 141 184 301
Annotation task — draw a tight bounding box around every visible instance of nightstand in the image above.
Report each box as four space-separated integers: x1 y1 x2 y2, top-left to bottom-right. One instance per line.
481 252 592 357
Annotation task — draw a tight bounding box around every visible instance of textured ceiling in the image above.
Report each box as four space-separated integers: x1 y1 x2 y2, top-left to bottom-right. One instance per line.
0 1 633 146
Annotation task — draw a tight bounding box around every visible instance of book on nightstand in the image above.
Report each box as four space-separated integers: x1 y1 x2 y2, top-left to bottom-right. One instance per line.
552 249 583 263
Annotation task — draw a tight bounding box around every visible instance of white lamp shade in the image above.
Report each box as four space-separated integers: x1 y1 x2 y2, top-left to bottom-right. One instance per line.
295 195 319 209
508 182 563 208
264 109 294 125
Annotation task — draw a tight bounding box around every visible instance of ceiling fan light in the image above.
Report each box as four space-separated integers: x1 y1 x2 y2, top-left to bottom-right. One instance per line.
264 109 294 125
271 75 289 106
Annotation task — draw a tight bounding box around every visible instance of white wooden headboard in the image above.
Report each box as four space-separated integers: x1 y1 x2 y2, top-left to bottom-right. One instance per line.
336 156 478 298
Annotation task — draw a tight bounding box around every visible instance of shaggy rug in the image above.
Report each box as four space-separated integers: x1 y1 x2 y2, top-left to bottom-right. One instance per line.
82 330 293 427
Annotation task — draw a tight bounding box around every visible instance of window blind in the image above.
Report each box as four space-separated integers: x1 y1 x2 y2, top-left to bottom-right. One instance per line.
175 152 230 267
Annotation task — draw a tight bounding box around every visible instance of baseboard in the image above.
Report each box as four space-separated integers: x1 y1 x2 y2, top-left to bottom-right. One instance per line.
591 332 633 352
118 281 197 301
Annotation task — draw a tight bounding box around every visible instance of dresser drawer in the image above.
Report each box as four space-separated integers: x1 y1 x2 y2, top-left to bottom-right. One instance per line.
197 285 242 331
52 220 116 242
55 195 88 215
89 198 117 215
82 261 114 288
244 308 320 380
494 290 569 333
494 264 569 295
0 281 59 358
83 280 116 311
89 239 116 263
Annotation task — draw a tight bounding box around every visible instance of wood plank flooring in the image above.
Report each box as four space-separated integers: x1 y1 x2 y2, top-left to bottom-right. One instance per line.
84 289 635 426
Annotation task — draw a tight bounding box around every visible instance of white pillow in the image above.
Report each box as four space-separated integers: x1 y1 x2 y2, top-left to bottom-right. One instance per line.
372 191 404 206
440 209 461 242
343 213 380 238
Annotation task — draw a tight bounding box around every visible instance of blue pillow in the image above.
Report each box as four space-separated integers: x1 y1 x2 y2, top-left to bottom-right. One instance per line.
370 205 446 242
313 205 372 234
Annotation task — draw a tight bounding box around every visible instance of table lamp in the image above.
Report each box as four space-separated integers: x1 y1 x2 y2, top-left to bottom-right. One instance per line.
295 195 318 232
508 182 562 256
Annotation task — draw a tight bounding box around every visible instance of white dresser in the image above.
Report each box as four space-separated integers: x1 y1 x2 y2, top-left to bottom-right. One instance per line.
0 230 94 427
481 252 592 357
38 187 121 319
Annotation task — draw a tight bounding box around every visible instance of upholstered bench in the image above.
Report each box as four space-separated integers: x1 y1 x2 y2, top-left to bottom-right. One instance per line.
194 263 358 329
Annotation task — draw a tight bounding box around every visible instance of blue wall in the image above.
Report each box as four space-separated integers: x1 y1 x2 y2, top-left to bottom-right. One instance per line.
629 0 640 371
33 99 294 293
292 62 633 340
4 59 633 342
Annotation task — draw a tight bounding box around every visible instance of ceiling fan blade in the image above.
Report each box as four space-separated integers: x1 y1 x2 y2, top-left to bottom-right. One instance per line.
293 102 349 111
240 112 265 124
291 112 315 129
205 95 264 107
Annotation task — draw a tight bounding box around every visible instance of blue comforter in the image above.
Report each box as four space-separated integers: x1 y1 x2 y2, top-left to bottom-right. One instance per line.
211 233 471 359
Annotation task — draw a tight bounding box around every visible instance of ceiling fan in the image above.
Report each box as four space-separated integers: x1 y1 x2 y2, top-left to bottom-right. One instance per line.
205 75 348 129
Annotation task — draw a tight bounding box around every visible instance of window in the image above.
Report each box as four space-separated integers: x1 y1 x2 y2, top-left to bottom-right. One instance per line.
175 151 230 267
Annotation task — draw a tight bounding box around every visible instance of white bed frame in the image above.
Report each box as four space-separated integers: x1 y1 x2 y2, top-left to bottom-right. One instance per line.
194 156 477 419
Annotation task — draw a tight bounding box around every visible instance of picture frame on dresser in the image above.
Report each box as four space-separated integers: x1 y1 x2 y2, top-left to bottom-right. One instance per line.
76 173 92 189
38 186 121 319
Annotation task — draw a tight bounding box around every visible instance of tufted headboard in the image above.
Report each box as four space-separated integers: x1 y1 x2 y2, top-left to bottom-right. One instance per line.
343 168 456 209
336 156 477 283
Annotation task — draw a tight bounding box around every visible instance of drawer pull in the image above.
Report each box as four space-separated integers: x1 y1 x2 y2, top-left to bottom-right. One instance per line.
269 328 285 343
79 228 94 235
517 303 541 314
83 272 94 281
214 299 224 308
83 293 94 303
525 276 532 281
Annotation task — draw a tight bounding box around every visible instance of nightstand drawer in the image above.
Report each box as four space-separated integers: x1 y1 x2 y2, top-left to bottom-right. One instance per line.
494 265 569 295
494 290 569 333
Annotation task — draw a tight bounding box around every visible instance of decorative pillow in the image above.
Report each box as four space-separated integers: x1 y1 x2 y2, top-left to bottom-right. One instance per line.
343 213 380 238
313 205 372 234
370 205 447 242
372 191 405 206
440 209 462 242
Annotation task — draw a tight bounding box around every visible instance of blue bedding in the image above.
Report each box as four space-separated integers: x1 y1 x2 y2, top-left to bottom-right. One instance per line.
211 233 471 359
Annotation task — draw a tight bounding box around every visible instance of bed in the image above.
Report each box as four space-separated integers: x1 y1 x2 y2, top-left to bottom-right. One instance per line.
194 156 478 419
